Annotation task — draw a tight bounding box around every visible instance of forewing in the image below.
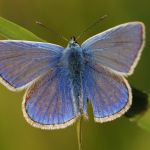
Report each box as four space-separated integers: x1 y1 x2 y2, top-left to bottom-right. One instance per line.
82 22 145 75
82 63 132 122
23 67 79 129
0 40 64 90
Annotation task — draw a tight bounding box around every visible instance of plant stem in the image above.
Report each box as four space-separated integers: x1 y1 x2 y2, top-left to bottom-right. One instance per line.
77 116 83 150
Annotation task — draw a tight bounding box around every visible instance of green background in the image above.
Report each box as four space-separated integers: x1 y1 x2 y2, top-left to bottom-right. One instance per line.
0 0 150 150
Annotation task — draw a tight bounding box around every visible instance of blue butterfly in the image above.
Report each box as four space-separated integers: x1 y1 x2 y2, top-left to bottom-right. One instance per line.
0 22 145 129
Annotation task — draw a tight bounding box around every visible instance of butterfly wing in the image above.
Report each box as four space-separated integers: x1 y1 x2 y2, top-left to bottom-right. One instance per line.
82 22 145 76
82 63 131 122
23 67 79 129
0 40 63 90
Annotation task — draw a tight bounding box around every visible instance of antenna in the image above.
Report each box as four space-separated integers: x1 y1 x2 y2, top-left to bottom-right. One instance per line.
76 14 108 40
36 21 69 42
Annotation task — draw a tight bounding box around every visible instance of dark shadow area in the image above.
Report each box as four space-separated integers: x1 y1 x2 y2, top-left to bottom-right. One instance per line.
125 88 149 118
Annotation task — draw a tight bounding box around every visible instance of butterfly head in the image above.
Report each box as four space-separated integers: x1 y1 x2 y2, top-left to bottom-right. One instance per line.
68 36 80 48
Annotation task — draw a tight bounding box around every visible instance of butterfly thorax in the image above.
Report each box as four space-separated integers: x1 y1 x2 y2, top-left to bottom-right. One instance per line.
63 38 84 114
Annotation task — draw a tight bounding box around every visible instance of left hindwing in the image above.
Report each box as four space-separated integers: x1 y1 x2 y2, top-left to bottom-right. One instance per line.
23 67 79 129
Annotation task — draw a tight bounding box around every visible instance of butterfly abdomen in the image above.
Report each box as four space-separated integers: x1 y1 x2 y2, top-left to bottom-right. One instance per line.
64 46 84 113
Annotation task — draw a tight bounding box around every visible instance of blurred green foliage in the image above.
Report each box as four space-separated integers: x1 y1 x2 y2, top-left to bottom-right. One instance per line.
0 17 44 41
0 0 150 150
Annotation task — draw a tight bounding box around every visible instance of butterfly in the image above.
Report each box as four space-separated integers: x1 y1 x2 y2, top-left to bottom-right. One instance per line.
0 22 145 129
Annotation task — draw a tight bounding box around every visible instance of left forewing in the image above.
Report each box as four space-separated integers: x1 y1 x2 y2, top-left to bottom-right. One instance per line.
0 40 64 90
